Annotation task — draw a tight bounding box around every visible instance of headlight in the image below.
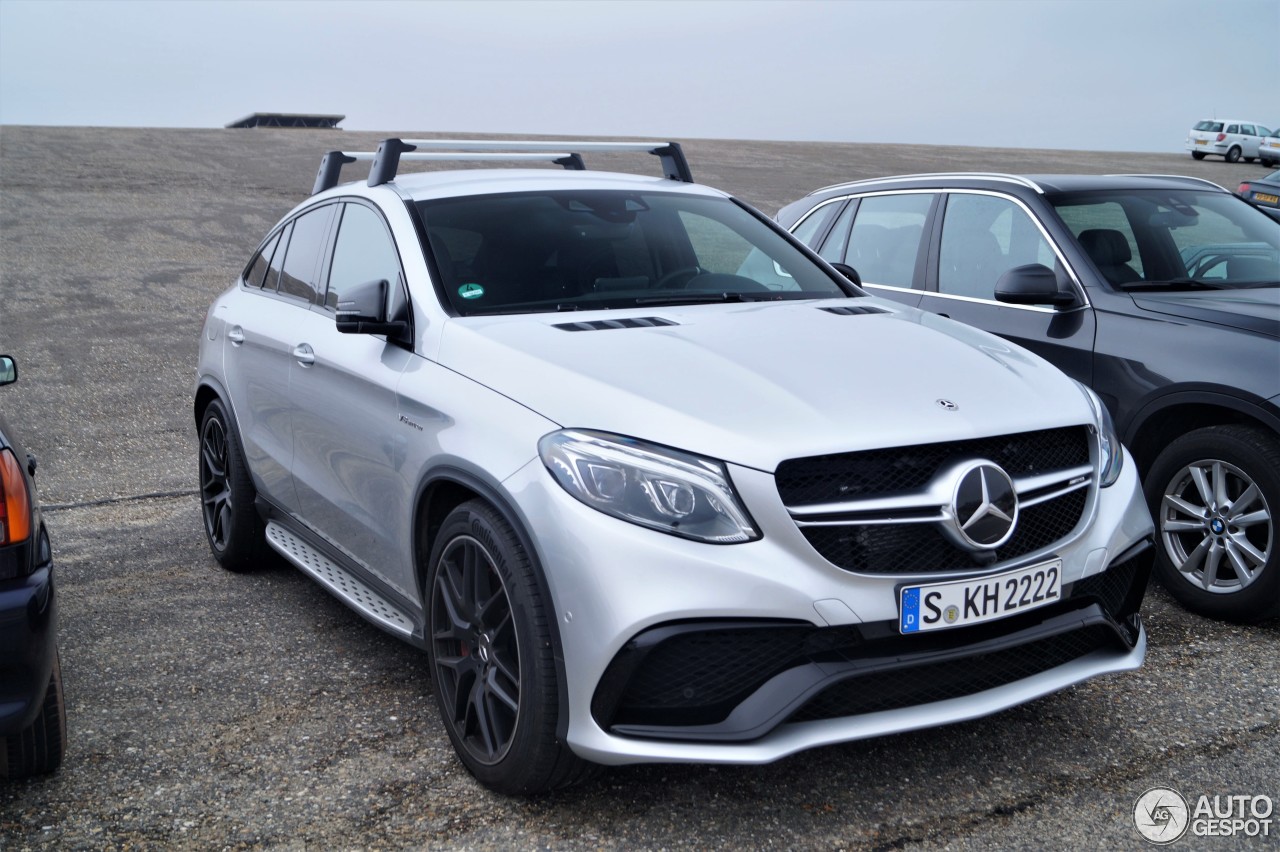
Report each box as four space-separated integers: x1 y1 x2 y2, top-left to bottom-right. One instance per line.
1078 384 1123 487
538 430 760 544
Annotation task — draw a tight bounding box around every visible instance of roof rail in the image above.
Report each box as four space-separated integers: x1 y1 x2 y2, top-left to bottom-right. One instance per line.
312 138 692 195
1105 174 1227 191
809 172 1046 196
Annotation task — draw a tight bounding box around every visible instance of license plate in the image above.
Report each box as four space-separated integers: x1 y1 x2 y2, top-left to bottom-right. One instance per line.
1195 139 1208 145
1256 193 1279 203
899 559 1062 633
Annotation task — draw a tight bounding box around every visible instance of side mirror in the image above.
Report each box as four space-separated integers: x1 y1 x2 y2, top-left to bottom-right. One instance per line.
995 264 1077 307
830 262 863 287
335 279 409 338
0 355 16 386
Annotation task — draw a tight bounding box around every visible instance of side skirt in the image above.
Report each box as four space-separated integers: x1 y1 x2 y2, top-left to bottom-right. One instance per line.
264 520 419 641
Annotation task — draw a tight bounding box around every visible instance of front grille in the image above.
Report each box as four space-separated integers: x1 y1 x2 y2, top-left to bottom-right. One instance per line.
801 488 1087 574
788 623 1118 722
776 427 1089 506
777 427 1092 575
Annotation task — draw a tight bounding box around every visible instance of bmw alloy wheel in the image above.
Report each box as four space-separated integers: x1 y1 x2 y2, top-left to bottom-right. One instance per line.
1158 458 1273 594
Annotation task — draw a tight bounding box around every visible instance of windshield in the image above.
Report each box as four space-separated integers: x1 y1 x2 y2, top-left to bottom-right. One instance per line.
1194 120 1223 132
416 191 852 315
1048 188 1280 291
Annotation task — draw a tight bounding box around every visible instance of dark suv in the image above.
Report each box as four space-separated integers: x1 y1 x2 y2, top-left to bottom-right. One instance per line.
778 174 1280 622
0 355 65 779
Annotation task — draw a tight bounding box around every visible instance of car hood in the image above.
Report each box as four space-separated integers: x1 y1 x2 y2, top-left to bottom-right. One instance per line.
436 299 1092 471
1129 287 1280 339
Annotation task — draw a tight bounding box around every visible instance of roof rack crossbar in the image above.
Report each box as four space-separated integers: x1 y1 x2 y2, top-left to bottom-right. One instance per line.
311 138 690 194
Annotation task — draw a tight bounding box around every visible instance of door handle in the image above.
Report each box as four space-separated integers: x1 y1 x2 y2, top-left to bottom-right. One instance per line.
292 343 315 367
227 326 245 345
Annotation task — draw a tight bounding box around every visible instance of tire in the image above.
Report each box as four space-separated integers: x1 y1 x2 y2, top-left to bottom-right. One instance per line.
1145 425 1280 623
1191 151 1206 160
198 398 268 571
1 651 66 779
1225 146 1242 164
425 500 595 795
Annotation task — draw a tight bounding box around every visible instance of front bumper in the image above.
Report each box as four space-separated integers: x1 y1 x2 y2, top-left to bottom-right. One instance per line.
505 445 1153 765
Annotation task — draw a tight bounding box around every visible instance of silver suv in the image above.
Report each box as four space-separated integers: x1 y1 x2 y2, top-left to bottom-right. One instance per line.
195 139 1154 794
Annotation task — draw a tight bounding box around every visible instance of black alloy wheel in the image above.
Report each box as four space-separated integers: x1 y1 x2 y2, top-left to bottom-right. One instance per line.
431 531 522 766
198 399 266 571
425 500 594 794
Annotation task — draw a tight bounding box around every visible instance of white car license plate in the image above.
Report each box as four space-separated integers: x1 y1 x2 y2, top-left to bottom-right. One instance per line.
899 559 1062 633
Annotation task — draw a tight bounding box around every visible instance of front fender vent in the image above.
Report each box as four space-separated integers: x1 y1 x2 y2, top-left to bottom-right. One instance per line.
554 317 677 331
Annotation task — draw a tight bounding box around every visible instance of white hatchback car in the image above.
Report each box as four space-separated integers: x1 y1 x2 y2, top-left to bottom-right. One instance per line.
195 139 1154 794
1187 119 1274 163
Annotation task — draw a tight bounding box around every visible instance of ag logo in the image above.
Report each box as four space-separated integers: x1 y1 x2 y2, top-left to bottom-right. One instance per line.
1134 786 1189 844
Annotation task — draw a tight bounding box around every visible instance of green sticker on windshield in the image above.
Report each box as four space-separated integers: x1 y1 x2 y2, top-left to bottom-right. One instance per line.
458 283 485 300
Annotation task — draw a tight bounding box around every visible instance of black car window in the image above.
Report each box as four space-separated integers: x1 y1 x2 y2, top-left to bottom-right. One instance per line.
819 201 857 263
1242 125 1256 136
790 202 839 249
938 194 1057 300
846 194 933 288
244 231 282 289
325 203 404 311
278 206 335 303
1050 190 1280 288
263 222 292 293
1227 124 1240 134
417 191 850 315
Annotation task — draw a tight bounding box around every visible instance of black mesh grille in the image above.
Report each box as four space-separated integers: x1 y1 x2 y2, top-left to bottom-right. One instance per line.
618 628 810 711
776 427 1090 506
1071 549 1148 619
802 488 1088 574
788 624 1119 722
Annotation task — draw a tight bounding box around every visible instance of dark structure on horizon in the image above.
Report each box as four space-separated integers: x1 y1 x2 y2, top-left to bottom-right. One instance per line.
226 113 344 129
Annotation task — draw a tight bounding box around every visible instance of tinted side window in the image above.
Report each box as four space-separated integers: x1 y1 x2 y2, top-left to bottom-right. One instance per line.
1226 124 1239 134
847 194 933 287
938 194 1057 300
1241 125 1256 136
325 204 403 311
1053 200 1144 282
278 206 335 303
263 222 292 292
245 232 281 288
819 201 857 263
790 202 839 248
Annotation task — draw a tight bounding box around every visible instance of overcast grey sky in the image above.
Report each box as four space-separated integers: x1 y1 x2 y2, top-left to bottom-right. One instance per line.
0 0 1275 152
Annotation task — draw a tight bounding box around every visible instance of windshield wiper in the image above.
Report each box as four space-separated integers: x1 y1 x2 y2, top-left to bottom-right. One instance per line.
633 292 779 306
1119 278 1231 292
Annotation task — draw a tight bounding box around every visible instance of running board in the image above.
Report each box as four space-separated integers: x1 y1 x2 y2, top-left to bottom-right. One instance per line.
265 521 415 637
